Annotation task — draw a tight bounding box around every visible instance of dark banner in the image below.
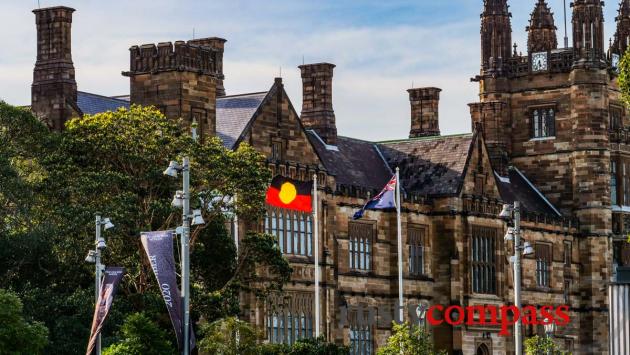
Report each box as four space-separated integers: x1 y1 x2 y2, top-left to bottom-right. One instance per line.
141 231 195 350
86 266 124 355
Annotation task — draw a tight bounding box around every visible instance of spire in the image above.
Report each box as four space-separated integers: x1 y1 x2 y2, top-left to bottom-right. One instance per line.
527 0 558 52
612 0 630 55
484 0 509 14
480 0 512 74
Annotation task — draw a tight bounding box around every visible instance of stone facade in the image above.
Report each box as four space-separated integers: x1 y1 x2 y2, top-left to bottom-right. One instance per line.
25 1 630 354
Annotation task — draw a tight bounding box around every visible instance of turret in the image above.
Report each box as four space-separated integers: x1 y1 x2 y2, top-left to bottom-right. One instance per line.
480 0 512 75
527 0 558 52
612 0 630 56
123 40 223 140
571 0 606 66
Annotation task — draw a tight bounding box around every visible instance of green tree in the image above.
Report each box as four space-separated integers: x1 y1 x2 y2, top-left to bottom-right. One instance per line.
102 312 175 355
198 316 260 355
524 335 570 355
0 102 291 353
0 289 48 355
377 322 445 355
619 50 630 108
286 337 349 355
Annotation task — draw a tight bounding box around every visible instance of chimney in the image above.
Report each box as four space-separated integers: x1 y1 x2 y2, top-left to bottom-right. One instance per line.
31 6 79 131
408 87 441 138
187 37 227 96
299 63 337 145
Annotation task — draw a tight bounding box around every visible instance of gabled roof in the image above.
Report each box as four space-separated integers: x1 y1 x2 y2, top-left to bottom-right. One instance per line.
495 167 562 217
307 131 392 190
216 92 268 148
77 91 130 115
377 134 474 196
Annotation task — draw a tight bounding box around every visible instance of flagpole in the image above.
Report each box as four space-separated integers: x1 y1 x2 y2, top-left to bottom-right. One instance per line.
313 173 320 338
395 167 403 323
313 174 321 338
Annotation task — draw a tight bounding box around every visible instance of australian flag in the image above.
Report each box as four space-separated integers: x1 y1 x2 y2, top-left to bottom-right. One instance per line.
353 175 397 220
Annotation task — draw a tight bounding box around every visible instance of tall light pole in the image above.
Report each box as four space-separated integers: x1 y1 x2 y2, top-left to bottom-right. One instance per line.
85 214 114 355
164 158 206 355
500 201 534 355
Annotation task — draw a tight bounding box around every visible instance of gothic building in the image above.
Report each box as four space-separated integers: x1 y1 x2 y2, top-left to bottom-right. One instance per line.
22 1 630 354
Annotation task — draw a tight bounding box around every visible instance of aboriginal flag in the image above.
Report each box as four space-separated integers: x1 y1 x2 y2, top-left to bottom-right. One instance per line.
266 176 313 213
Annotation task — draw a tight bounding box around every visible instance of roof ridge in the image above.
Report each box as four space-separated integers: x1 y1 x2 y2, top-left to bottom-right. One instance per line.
218 91 268 99
377 133 473 144
77 91 129 103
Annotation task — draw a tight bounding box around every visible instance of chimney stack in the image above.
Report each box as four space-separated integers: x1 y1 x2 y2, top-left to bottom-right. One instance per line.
31 6 79 131
408 87 441 138
187 37 227 96
299 63 337 145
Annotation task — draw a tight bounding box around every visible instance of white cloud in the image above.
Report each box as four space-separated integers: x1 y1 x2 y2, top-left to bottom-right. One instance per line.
0 0 623 141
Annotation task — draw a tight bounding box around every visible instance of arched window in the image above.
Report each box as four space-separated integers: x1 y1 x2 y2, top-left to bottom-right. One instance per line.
532 107 556 138
476 343 490 355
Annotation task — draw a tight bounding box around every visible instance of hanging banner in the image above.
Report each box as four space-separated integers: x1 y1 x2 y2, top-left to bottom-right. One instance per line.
141 231 195 350
86 266 125 355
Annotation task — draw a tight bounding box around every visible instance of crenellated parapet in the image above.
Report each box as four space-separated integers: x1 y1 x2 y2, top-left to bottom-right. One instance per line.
127 41 218 76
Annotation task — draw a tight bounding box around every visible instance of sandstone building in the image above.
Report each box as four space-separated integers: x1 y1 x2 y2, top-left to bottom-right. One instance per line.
22 1 630 354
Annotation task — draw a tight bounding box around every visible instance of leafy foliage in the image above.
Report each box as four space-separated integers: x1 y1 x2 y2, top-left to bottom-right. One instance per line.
619 50 630 108
198 316 260 355
524 335 570 355
198 318 348 355
376 322 445 355
0 289 49 355
0 102 290 353
102 312 175 355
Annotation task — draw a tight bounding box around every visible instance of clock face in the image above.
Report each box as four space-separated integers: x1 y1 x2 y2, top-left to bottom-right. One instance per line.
613 54 620 70
532 52 548 72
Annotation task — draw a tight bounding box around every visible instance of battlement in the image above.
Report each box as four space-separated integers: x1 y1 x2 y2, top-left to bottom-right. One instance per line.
126 41 219 76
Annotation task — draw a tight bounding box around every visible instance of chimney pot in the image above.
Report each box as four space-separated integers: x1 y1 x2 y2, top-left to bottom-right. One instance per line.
408 87 441 138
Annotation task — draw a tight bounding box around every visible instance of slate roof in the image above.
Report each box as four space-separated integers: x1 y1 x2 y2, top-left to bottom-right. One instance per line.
495 167 562 216
216 92 268 148
307 131 392 190
377 134 474 196
77 91 130 115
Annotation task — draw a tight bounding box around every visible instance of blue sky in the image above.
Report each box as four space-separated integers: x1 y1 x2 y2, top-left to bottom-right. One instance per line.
0 0 620 141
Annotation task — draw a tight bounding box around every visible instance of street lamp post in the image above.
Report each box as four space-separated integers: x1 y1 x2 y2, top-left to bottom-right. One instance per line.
500 201 534 355
164 158 206 355
544 317 557 355
85 214 114 355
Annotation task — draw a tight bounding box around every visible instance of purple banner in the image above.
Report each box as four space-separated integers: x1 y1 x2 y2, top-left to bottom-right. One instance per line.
141 231 195 350
86 266 124 355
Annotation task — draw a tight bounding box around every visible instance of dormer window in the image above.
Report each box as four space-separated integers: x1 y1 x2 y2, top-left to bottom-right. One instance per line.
532 108 556 138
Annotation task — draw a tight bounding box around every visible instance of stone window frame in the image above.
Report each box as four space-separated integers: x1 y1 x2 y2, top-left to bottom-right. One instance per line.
408 224 428 277
612 158 619 206
563 240 572 267
528 103 557 139
270 138 285 162
348 308 373 355
266 292 314 345
348 220 375 272
535 242 553 288
474 336 492 355
191 107 207 140
470 226 499 295
610 104 624 130
264 205 313 257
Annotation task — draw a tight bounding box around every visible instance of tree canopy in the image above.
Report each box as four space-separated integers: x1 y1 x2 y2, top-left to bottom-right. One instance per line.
0 102 290 353
0 289 49 355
